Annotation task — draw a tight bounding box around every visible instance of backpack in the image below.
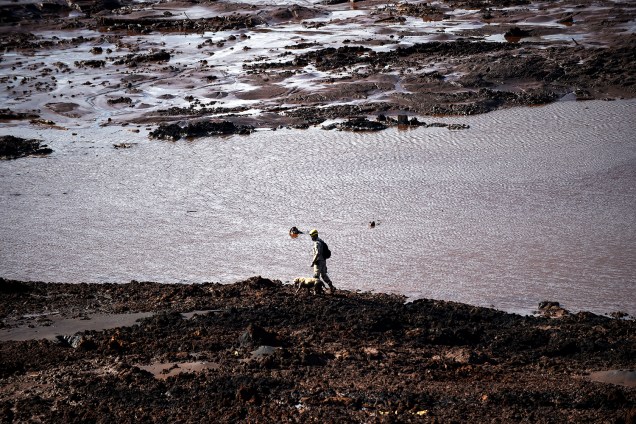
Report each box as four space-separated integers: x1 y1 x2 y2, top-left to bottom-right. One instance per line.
322 240 331 259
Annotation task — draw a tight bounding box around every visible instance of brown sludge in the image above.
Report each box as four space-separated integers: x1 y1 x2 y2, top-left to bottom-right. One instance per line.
1 0 635 421
0 0 634 134
1 277 634 422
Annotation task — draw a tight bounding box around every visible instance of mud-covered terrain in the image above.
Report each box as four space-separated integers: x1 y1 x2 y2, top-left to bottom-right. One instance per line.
1 1 635 421
1 277 634 422
1 0 635 135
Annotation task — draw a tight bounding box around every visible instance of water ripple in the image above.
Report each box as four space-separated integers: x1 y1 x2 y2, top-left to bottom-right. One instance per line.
1 100 635 315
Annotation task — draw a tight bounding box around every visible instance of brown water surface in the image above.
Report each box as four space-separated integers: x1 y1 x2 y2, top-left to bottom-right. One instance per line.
0 100 634 315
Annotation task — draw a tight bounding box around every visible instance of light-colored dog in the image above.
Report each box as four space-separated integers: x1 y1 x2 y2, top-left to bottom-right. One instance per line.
293 277 325 295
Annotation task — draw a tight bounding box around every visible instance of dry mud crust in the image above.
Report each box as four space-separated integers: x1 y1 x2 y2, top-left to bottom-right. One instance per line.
1 277 635 422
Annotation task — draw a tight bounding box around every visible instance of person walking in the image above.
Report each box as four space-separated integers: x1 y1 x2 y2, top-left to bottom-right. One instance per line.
309 229 336 293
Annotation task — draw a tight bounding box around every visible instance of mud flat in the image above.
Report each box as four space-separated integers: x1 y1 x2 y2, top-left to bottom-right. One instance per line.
0 277 635 422
0 0 634 133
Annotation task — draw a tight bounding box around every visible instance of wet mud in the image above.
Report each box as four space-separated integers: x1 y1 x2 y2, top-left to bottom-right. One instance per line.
1 277 634 422
0 0 634 138
1 0 635 418
149 120 255 140
0 135 53 159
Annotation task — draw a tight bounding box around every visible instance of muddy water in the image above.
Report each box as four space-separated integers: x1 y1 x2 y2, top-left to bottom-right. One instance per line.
1 100 635 315
587 370 636 388
0 312 154 342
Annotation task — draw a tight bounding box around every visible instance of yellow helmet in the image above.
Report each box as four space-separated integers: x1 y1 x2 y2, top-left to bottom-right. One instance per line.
309 229 318 236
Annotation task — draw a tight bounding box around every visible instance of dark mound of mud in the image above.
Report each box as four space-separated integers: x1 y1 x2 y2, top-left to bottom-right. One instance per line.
1 277 634 422
262 5 327 23
97 14 263 34
0 109 39 121
286 103 393 123
69 0 128 15
323 117 389 132
0 135 52 159
112 50 171 67
149 120 255 140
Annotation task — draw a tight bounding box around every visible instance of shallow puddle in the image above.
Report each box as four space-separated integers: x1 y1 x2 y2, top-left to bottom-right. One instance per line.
0 310 216 341
0 312 153 342
137 361 220 380
587 370 636 388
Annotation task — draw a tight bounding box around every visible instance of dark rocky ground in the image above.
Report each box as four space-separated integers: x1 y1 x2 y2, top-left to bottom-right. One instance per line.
1 277 634 422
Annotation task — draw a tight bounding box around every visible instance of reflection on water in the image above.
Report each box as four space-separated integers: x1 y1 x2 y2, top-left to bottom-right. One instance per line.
0 100 635 316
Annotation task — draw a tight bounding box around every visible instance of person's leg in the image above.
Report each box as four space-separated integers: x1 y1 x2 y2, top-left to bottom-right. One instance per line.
318 261 335 292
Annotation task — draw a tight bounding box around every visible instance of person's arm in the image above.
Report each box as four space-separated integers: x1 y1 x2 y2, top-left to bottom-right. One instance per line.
311 241 319 266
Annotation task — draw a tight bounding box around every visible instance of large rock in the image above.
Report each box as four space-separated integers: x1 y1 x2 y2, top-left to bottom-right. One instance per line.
538 301 570 318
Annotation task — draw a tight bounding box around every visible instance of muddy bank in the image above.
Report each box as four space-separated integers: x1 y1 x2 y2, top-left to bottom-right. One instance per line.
1 277 634 422
0 0 634 136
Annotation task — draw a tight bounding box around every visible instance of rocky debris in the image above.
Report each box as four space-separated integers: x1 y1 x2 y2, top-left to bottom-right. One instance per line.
538 301 571 318
0 278 634 422
238 324 281 348
149 120 255 140
113 142 134 149
0 135 52 159
97 15 264 33
284 42 321 50
30 118 58 127
107 96 132 105
320 115 471 132
0 109 40 121
504 26 533 39
145 105 249 119
239 275 281 291
74 59 105 68
286 103 393 123
54 334 96 350
112 50 171 67
0 1 73 22
288 41 515 72
67 0 127 14
323 117 388 132
262 6 326 23
447 123 471 130
388 2 447 19
321 0 349 5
